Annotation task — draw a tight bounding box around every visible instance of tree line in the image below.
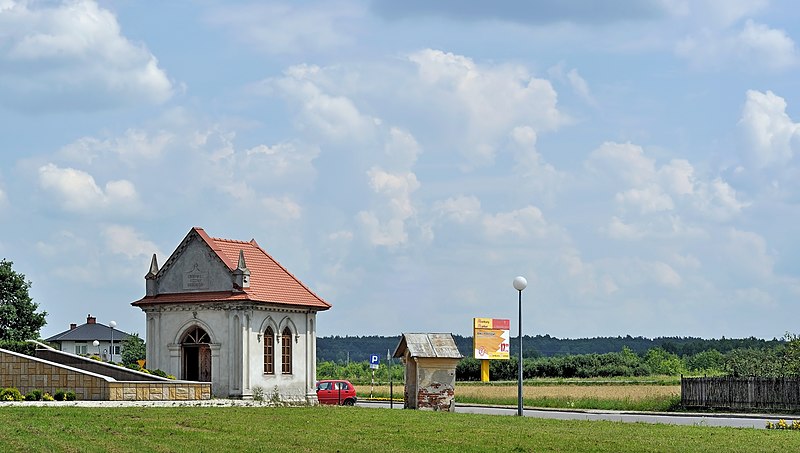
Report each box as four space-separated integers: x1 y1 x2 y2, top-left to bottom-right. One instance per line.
317 334 783 363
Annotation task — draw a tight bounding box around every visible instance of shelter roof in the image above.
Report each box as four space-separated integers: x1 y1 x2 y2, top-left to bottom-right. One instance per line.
393 333 463 359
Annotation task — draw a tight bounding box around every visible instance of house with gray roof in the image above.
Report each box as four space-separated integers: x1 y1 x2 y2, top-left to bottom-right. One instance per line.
45 314 133 362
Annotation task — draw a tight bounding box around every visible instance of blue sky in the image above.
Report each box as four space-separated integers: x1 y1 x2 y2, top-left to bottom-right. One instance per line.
2 0 799 340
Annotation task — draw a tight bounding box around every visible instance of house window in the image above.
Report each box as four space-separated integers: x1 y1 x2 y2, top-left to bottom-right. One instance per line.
74 343 87 355
281 327 292 374
263 327 274 375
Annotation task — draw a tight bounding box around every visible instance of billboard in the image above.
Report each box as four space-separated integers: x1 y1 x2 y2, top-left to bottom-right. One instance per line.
473 318 510 360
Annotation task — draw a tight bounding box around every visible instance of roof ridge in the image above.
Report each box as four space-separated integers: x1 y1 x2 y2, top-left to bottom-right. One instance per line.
212 237 252 245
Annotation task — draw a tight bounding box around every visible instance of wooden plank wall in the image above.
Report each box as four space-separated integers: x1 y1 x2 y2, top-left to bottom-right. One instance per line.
682 377 800 411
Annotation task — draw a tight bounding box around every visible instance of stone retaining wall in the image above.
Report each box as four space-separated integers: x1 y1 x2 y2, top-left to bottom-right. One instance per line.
0 348 210 401
0 348 111 400
108 382 210 401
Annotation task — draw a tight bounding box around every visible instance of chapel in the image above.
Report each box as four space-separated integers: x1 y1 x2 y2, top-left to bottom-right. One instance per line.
131 227 331 401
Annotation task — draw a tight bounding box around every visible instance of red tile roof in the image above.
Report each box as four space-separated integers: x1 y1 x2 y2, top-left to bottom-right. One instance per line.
132 227 331 311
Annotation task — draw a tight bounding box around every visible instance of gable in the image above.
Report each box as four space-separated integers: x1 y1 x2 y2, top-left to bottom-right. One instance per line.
156 232 234 294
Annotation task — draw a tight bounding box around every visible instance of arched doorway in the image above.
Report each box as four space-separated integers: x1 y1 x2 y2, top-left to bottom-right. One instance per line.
182 326 211 382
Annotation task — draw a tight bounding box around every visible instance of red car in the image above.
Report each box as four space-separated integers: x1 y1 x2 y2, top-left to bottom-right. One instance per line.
316 379 357 406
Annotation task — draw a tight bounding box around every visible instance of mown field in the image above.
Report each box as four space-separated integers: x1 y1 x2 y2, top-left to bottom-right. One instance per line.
362 379 682 411
0 405 798 452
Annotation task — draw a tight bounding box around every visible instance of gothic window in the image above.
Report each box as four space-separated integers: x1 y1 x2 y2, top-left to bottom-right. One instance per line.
263 327 274 375
183 326 210 344
281 326 292 374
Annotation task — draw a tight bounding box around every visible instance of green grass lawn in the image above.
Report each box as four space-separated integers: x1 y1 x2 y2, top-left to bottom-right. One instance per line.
1 405 798 452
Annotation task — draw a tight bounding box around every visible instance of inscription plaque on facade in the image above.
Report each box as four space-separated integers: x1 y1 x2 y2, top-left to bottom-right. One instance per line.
183 263 209 290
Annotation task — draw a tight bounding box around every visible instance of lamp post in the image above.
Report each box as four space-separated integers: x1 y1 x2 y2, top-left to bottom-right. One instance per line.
109 320 117 363
92 340 100 356
513 276 527 416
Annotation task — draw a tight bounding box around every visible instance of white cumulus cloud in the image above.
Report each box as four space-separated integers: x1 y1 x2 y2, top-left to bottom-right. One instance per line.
0 0 173 112
260 64 379 143
102 224 161 259
59 129 174 165
357 168 420 247
408 49 566 167
739 90 800 168
262 196 303 221
482 206 552 239
38 163 137 212
587 141 747 237
434 196 482 224
676 19 798 71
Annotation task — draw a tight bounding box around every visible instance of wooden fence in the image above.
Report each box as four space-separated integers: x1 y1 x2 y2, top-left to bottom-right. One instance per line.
682 376 800 412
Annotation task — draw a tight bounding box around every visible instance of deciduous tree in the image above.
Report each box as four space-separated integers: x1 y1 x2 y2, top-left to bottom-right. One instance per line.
0 259 47 341
120 333 146 365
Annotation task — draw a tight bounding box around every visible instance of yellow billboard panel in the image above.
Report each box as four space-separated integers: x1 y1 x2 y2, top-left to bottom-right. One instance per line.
473 318 510 360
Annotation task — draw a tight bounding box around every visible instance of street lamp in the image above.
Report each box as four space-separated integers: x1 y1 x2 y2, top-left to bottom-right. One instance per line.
513 276 527 417
92 340 100 356
109 320 117 363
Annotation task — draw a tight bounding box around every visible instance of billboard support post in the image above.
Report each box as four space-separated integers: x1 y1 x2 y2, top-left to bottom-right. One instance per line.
480 359 490 382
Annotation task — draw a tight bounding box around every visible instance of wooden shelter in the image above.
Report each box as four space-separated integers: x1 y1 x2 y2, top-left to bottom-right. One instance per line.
393 333 462 411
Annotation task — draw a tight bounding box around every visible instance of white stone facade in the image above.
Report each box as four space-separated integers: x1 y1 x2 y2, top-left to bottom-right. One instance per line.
142 304 317 401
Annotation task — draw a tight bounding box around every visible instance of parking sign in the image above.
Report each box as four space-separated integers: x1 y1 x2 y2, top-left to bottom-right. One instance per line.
369 354 379 369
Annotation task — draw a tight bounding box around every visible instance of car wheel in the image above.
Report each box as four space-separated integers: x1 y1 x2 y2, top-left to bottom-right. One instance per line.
343 399 355 406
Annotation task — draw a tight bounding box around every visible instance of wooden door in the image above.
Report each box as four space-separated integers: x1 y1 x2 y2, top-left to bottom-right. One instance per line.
200 345 212 382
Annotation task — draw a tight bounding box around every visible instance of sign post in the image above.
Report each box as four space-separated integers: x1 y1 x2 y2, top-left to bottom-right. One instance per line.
387 349 393 408
370 354 379 398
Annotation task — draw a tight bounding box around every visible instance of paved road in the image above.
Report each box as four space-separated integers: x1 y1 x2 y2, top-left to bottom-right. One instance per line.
357 400 774 429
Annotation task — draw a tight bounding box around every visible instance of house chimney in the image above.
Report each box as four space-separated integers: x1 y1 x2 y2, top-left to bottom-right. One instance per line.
70 323 77 330
87 314 96 324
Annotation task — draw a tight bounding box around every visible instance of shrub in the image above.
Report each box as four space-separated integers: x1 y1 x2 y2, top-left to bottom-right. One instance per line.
65 391 76 401
0 341 37 356
1 387 23 401
765 419 800 430
42 393 54 401
53 390 66 401
151 369 176 379
24 389 43 401
252 385 265 402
